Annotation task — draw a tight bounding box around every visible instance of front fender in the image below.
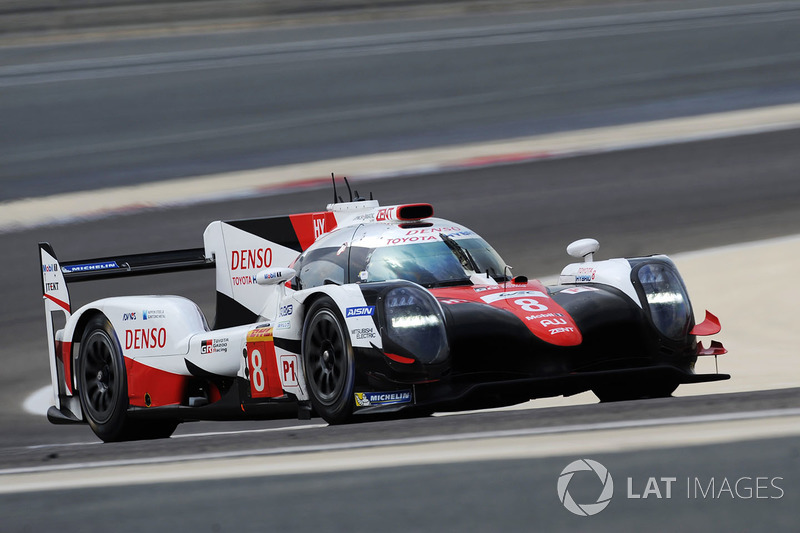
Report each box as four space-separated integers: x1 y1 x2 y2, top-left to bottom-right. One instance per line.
289 284 383 350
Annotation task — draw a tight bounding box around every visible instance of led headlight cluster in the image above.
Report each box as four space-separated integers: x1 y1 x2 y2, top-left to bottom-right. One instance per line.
637 263 692 339
383 285 448 364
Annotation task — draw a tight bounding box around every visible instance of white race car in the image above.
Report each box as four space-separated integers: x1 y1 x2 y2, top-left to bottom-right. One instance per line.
40 182 727 442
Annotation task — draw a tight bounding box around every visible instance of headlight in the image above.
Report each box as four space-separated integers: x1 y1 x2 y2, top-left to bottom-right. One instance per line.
383 285 448 364
636 262 692 339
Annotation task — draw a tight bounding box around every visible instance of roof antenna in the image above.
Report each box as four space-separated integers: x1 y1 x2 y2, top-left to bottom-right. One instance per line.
331 173 338 204
343 176 353 202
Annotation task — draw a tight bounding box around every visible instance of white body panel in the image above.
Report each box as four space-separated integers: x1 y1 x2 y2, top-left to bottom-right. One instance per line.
186 325 252 377
559 258 643 306
204 221 301 317
64 296 210 377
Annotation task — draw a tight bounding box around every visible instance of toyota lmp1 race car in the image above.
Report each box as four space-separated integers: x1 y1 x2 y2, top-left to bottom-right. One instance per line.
39 182 728 442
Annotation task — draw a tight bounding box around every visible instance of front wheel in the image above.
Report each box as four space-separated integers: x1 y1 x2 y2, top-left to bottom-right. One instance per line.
302 298 355 424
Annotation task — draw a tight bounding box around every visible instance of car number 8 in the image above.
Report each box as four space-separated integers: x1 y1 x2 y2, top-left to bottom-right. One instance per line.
250 349 265 392
514 298 548 312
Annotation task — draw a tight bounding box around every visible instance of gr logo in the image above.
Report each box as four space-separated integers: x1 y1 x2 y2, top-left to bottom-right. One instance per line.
557 459 614 516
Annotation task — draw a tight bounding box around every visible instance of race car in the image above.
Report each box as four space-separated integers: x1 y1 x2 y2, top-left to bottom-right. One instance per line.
39 181 728 442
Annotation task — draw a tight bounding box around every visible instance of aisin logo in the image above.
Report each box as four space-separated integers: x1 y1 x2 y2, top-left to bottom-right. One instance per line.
557 459 614 516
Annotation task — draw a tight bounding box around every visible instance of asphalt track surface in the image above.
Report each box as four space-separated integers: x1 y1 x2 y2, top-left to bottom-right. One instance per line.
3 432 799 532
2 1 800 531
3 0 800 200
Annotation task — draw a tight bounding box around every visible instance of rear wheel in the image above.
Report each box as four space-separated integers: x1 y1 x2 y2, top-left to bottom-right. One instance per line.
302 298 355 424
77 315 177 441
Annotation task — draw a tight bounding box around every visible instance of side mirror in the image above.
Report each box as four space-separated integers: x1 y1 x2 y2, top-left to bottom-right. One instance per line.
255 267 296 286
567 238 600 262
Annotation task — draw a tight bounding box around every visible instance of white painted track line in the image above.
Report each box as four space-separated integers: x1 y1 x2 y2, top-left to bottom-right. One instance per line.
3 411 800 493
3 103 800 232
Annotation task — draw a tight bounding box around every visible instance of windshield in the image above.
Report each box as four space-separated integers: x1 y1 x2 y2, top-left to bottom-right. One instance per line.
351 237 509 287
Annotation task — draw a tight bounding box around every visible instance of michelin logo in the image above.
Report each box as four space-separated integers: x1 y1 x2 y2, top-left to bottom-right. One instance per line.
61 261 118 273
354 391 412 407
346 306 375 318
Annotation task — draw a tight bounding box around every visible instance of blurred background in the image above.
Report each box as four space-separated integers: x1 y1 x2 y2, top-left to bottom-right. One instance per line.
2 0 800 530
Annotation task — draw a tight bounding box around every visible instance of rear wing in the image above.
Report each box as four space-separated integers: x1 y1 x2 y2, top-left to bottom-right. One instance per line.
59 247 213 282
39 242 215 312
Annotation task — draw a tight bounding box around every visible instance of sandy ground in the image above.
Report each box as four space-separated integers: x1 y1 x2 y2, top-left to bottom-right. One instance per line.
674 234 800 395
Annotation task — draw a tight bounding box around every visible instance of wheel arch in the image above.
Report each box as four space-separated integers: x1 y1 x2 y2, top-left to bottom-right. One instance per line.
291 284 379 350
67 308 114 396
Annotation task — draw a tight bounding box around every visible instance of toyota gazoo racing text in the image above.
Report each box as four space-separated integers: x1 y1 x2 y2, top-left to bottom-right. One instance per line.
39 184 728 441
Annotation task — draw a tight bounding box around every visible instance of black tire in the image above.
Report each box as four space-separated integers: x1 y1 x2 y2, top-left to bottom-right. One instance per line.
592 381 679 403
77 315 178 441
302 298 355 424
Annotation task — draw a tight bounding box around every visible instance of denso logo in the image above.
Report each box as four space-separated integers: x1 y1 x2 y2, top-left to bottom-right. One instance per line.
231 248 273 270
346 306 375 318
125 328 167 350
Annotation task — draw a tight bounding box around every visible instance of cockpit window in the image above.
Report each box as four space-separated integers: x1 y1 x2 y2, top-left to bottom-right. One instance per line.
292 246 347 290
349 237 508 288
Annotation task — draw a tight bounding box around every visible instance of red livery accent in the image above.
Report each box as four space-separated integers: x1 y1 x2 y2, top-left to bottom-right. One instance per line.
246 328 283 398
124 358 188 407
431 281 582 347
376 204 434 222
55 340 73 394
385 352 415 364
697 340 727 356
44 293 71 313
396 204 433 220
289 212 338 251
690 311 722 336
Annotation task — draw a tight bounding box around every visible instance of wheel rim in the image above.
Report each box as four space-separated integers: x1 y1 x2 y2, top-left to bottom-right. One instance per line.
306 309 348 405
82 330 119 424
